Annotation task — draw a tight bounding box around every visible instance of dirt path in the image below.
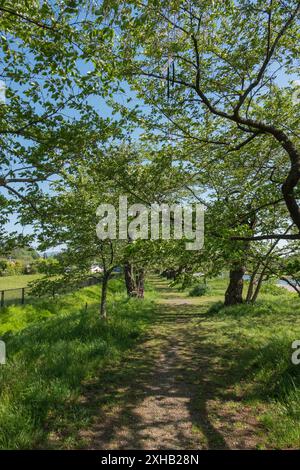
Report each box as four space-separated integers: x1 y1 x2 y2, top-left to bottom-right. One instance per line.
79 278 264 450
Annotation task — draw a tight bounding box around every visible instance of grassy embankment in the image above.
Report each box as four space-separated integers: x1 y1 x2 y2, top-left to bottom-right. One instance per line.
0 278 157 449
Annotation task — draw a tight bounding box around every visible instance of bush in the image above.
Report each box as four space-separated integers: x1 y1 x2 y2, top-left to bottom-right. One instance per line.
260 281 289 296
0 260 8 276
5 261 24 276
0 280 156 449
189 284 208 296
207 301 224 314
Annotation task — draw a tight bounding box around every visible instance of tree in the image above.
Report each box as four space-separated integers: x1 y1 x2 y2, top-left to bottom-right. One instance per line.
0 0 121 243
27 165 127 318
101 0 300 240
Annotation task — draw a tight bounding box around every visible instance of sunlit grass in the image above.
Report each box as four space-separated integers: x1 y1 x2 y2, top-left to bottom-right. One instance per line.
0 274 42 291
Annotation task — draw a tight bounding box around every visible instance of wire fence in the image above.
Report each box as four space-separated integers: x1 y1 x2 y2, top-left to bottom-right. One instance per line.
0 277 101 309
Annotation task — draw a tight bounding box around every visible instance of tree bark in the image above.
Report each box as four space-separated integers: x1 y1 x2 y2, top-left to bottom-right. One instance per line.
100 272 109 319
224 266 245 306
135 268 144 298
250 268 266 303
124 262 136 296
246 267 259 303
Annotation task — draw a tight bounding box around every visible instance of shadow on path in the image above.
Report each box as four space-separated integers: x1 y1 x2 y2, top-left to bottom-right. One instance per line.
78 277 263 449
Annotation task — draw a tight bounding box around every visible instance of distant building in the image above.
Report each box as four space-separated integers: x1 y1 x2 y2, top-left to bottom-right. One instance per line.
90 264 103 274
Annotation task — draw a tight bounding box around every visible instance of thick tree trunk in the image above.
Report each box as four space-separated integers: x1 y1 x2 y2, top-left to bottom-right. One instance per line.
224 266 245 306
100 272 109 319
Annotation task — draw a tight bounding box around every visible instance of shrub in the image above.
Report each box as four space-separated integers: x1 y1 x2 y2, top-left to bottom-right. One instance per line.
260 281 289 296
189 284 208 296
0 260 7 276
5 261 24 276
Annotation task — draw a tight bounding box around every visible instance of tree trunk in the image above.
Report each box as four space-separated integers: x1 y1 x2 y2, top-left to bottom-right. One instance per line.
224 266 245 306
136 269 144 298
251 267 267 303
100 272 109 319
124 262 136 296
124 263 145 298
246 267 259 303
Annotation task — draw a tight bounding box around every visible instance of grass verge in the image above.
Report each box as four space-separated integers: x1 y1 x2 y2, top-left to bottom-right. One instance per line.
197 285 300 448
0 278 157 449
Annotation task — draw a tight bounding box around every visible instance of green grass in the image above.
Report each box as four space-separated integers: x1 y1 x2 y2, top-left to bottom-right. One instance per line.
192 286 300 448
0 278 157 449
159 276 300 448
1 274 300 449
0 274 42 290
0 274 43 306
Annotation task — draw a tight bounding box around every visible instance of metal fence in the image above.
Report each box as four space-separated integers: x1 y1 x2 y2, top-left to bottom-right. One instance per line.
0 286 32 307
0 277 101 309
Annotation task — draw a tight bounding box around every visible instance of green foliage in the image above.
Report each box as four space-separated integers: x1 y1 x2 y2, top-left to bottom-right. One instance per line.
10 247 39 262
260 282 288 297
0 1 118 243
189 284 209 297
0 247 43 276
0 0 300 449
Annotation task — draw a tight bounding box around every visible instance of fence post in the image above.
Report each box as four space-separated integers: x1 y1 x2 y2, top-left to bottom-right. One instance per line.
21 288 25 305
0 291 4 308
